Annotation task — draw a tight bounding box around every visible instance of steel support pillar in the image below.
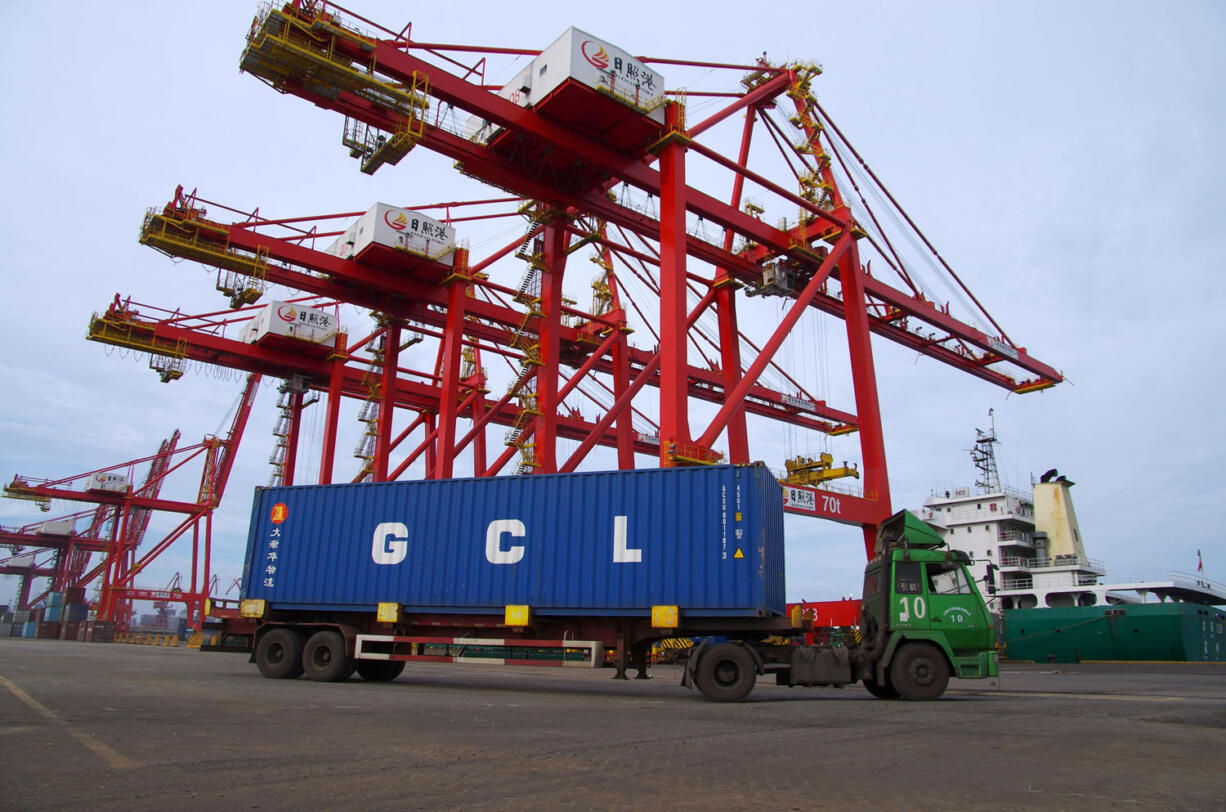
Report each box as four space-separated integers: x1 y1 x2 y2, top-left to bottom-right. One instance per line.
424 413 437 478
535 219 569 473
839 242 892 555
434 279 469 479
283 390 304 486
657 101 692 465
374 322 402 482
16 573 33 610
470 382 488 476
716 107 757 463
319 353 346 485
612 332 636 469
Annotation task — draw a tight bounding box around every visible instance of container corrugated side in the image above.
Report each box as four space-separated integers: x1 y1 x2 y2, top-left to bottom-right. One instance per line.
242 465 784 618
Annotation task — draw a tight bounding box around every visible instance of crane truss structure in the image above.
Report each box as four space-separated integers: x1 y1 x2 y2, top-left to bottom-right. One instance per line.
2 374 260 630
86 1 1061 559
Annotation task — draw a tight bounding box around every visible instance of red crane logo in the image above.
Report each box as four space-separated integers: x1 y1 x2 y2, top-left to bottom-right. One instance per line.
581 41 610 70
276 305 297 323
384 210 409 231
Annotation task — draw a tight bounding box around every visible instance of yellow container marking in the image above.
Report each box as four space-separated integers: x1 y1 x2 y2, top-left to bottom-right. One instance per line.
652 605 679 629
505 605 531 627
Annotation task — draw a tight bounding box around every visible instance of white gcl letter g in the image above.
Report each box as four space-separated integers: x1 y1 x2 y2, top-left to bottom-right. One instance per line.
372 522 408 565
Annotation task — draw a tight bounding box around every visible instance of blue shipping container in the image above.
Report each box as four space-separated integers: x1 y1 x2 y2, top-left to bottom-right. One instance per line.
45 605 62 623
243 465 785 618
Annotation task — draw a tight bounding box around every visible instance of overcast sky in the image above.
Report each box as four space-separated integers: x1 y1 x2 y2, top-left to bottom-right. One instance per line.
2 1 1223 609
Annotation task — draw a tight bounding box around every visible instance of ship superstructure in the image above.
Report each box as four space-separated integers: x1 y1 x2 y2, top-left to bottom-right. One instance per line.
919 415 1225 613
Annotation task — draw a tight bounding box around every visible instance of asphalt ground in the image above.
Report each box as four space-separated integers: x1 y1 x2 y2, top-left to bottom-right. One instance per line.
1 638 1224 811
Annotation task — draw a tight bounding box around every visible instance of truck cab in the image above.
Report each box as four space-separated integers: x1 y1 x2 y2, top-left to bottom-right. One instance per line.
858 510 998 699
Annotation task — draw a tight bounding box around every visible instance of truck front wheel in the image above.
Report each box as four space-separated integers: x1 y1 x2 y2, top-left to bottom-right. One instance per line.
695 643 757 702
255 628 305 679
303 630 351 682
889 642 950 700
862 677 899 699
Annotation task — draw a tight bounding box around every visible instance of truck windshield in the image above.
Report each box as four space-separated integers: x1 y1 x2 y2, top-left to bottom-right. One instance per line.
927 562 973 595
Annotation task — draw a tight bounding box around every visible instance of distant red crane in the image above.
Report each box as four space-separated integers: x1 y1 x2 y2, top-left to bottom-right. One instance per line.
3 374 260 629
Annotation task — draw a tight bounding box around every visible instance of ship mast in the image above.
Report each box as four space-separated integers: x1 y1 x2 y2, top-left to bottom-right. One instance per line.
970 409 1001 493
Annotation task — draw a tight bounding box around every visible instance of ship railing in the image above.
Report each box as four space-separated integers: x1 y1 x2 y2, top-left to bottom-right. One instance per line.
936 505 1034 524
1047 555 1106 574
1106 571 1226 594
1001 577 1034 590
999 555 1106 574
997 529 1035 546
999 486 1033 503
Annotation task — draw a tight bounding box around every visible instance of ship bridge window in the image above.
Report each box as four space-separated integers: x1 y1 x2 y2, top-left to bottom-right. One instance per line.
927 563 973 595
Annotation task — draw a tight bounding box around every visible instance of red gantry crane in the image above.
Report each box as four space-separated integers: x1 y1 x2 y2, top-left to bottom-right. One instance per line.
3 374 260 630
2 432 180 612
85 2 1061 561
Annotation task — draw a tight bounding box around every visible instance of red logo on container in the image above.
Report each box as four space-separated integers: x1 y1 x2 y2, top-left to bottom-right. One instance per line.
384 210 409 231
581 41 610 70
270 503 289 524
276 305 297 323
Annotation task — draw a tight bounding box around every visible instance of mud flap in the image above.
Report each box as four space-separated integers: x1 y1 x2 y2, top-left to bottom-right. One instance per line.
680 638 711 690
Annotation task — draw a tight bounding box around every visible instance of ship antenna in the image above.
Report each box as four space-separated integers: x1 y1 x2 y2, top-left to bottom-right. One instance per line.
970 408 1001 493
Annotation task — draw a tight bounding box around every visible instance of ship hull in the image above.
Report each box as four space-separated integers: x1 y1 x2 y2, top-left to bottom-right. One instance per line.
1004 604 1226 663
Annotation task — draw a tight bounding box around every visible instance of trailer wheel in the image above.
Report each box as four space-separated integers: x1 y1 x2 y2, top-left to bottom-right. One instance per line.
356 660 406 682
255 628 305 679
862 677 899 699
303 630 351 682
695 643 757 702
889 642 950 700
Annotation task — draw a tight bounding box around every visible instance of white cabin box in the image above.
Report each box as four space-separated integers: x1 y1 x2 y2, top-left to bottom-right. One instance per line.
324 203 456 266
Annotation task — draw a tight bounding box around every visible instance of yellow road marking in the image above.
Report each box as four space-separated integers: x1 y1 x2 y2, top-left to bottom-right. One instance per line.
0 675 137 769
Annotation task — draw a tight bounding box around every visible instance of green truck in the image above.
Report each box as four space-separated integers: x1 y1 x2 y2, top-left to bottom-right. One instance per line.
681 510 998 701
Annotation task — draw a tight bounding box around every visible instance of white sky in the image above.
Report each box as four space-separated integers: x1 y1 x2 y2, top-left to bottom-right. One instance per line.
2 1 1224 608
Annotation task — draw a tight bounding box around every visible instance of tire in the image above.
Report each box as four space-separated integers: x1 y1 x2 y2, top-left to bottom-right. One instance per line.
356 659 406 682
694 643 757 702
888 642 950 701
863 677 899 699
255 628 305 679
302 630 351 682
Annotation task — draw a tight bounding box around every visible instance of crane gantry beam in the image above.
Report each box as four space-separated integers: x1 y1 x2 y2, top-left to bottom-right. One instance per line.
133 199 859 431
239 4 1061 393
